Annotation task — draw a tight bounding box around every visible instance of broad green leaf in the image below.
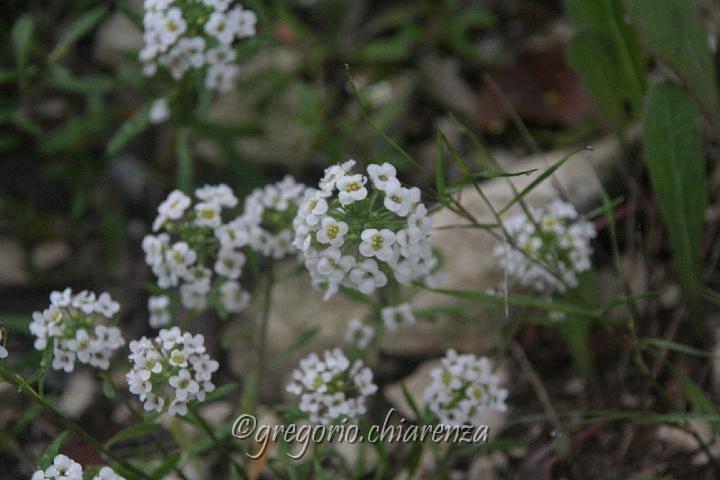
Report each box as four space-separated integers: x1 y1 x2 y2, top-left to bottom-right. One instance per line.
12 14 34 70
49 6 109 63
567 30 630 132
106 103 152 156
564 0 646 113
642 82 706 305
105 422 162 448
625 0 719 124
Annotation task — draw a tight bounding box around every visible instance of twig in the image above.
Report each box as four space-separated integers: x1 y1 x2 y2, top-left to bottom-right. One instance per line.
0 367 153 480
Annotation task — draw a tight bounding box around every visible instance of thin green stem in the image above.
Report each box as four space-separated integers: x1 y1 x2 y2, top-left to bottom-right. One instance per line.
188 404 247 479
0 367 153 480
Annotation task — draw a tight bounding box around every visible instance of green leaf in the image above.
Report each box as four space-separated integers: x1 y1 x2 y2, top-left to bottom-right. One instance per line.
498 147 588 215
678 374 720 432
105 422 162 448
564 0 646 114
435 129 446 200
567 30 630 132
37 431 68 468
642 82 706 305
625 0 719 124
12 14 34 70
49 6 109 63
106 103 152 157
151 452 181 479
204 382 240 402
425 286 603 318
639 337 711 358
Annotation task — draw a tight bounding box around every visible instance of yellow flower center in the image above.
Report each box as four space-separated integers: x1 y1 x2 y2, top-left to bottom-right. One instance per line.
371 234 384 250
327 224 339 240
345 182 361 193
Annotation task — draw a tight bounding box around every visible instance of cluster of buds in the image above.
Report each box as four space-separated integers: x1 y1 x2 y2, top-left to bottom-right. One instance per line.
286 349 378 424
293 161 437 300
142 184 251 323
28 289 125 372
495 199 596 294
423 350 508 426
140 0 257 92
127 327 219 416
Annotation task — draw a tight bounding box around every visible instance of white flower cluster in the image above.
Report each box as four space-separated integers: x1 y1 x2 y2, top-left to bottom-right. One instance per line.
495 199 596 294
294 161 436 300
344 318 374 349
127 327 219 416
240 176 308 259
286 349 378 424
28 289 125 372
0 329 7 359
32 455 125 480
140 0 257 92
381 303 416 330
143 185 251 322
423 350 508 427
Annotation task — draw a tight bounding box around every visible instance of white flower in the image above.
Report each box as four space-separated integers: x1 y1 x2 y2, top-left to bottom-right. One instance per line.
220 281 251 313
287 349 377 424
166 242 197 275
205 10 238 44
337 174 368 205
196 183 238 208
148 295 170 328
30 289 124 372
295 161 436 299
359 228 396 262
194 201 222 228
156 190 191 228
180 283 208 310
424 350 508 427
316 247 355 284
127 328 218 416
381 303 416 330
383 185 420 217
215 221 249 249
344 318 373 349
367 163 400 192
149 98 170 124
0 329 7 359
316 216 349 247
95 292 120 318
495 199 596 294
214 248 246 279
142 233 169 266
93 466 126 480
349 259 387 294
206 45 236 65
43 454 83 480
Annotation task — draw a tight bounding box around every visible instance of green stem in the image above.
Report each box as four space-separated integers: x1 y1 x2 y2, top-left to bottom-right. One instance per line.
100 373 191 480
188 404 247 479
254 262 274 412
0 367 153 480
